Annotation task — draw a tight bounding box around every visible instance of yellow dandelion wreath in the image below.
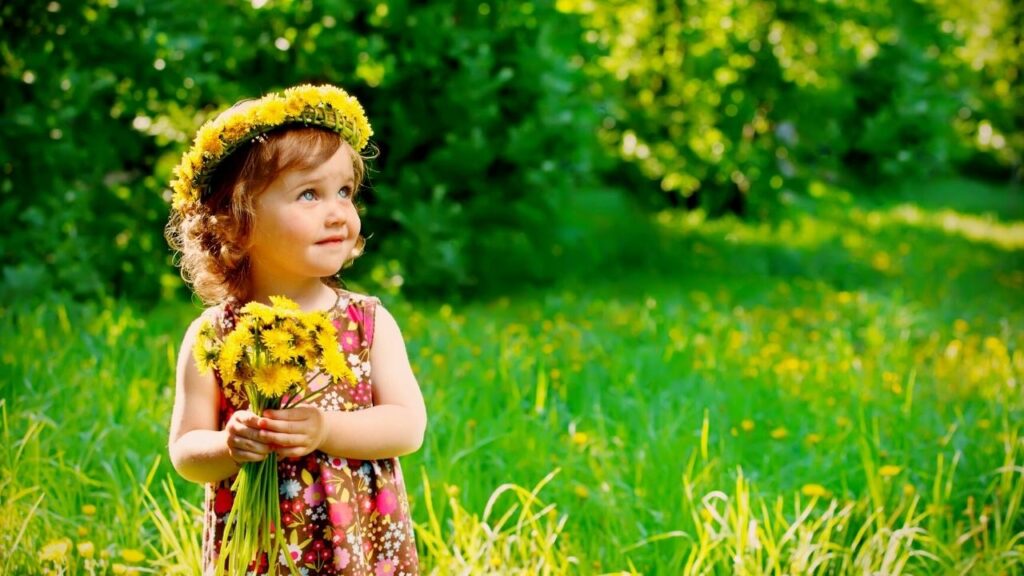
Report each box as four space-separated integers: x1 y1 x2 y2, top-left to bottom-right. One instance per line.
169 84 373 214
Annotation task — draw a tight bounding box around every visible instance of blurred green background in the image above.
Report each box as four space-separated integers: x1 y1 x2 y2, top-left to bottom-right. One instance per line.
1 0 1020 302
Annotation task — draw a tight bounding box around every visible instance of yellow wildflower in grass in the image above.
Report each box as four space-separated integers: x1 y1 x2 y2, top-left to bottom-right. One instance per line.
571 431 588 446
39 539 71 563
801 483 830 498
770 427 789 439
878 465 903 478
112 564 129 575
81 504 97 516
741 419 755 432
805 433 823 445
121 548 145 563
574 485 590 499
77 541 95 559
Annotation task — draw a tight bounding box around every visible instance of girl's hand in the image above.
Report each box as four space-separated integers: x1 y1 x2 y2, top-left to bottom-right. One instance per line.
259 406 327 459
224 410 274 463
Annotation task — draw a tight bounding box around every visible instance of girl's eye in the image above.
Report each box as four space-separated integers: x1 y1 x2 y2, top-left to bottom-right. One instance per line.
299 189 316 201
338 186 353 199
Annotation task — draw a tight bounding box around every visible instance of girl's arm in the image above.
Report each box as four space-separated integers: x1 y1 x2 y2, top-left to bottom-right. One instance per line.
168 314 272 484
261 304 427 460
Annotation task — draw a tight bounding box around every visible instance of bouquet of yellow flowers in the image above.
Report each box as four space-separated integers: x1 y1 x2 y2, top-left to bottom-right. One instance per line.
193 296 355 576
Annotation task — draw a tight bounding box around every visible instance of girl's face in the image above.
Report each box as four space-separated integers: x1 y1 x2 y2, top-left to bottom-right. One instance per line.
248 144 361 284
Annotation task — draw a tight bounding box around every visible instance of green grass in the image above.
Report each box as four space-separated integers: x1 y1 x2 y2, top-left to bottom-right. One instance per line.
2 178 1022 574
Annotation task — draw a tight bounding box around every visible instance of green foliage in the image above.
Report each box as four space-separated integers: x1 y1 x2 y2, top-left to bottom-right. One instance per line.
0 0 1020 302
0 0 602 302
566 0 1022 216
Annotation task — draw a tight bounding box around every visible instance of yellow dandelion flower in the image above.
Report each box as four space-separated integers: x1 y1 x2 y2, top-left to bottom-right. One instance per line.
261 328 294 361
219 113 252 143
322 347 355 384
121 548 145 563
741 419 755 432
268 295 301 310
878 464 902 477
256 97 288 126
77 541 95 559
571 431 588 446
574 485 590 499
801 483 830 498
316 330 339 354
171 180 191 211
192 324 220 374
218 331 247 384
294 338 319 367
770 427 789 439
253 363 303 397
81 504 97 516
194 126 224 158
307 313 333 334
172 158 194 183
902 483 916 497
112 563 129 575
39 539 71 563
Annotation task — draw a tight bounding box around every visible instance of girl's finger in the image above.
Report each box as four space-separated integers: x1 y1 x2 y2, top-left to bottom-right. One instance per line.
259 418 299 434
260 430 304 447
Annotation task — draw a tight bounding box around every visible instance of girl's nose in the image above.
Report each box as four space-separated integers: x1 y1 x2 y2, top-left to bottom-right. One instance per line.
325 197 347 226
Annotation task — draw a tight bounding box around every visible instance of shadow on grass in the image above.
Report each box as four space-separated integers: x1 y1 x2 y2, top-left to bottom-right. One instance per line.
540 178 1022 312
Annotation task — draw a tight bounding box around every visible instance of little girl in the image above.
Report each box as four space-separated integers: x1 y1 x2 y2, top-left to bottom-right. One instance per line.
165 84 425 575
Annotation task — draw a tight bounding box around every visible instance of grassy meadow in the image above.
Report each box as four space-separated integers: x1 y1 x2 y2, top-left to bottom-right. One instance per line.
2 179 1022 574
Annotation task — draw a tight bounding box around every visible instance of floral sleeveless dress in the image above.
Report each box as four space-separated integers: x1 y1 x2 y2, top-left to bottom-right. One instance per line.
202 290 419 575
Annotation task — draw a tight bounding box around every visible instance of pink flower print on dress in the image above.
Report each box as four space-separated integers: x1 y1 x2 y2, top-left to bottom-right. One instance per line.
333 547 351 570
376 489 398 517
329 501 354 527
374 557 398 576
328 455 347 469
341 330 360 352
304 483 326 507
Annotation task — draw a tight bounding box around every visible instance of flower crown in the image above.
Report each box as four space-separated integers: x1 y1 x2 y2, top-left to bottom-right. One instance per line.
169 84 373 214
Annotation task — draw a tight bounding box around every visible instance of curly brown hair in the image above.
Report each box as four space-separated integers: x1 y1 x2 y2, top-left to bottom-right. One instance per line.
166 126 368 305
